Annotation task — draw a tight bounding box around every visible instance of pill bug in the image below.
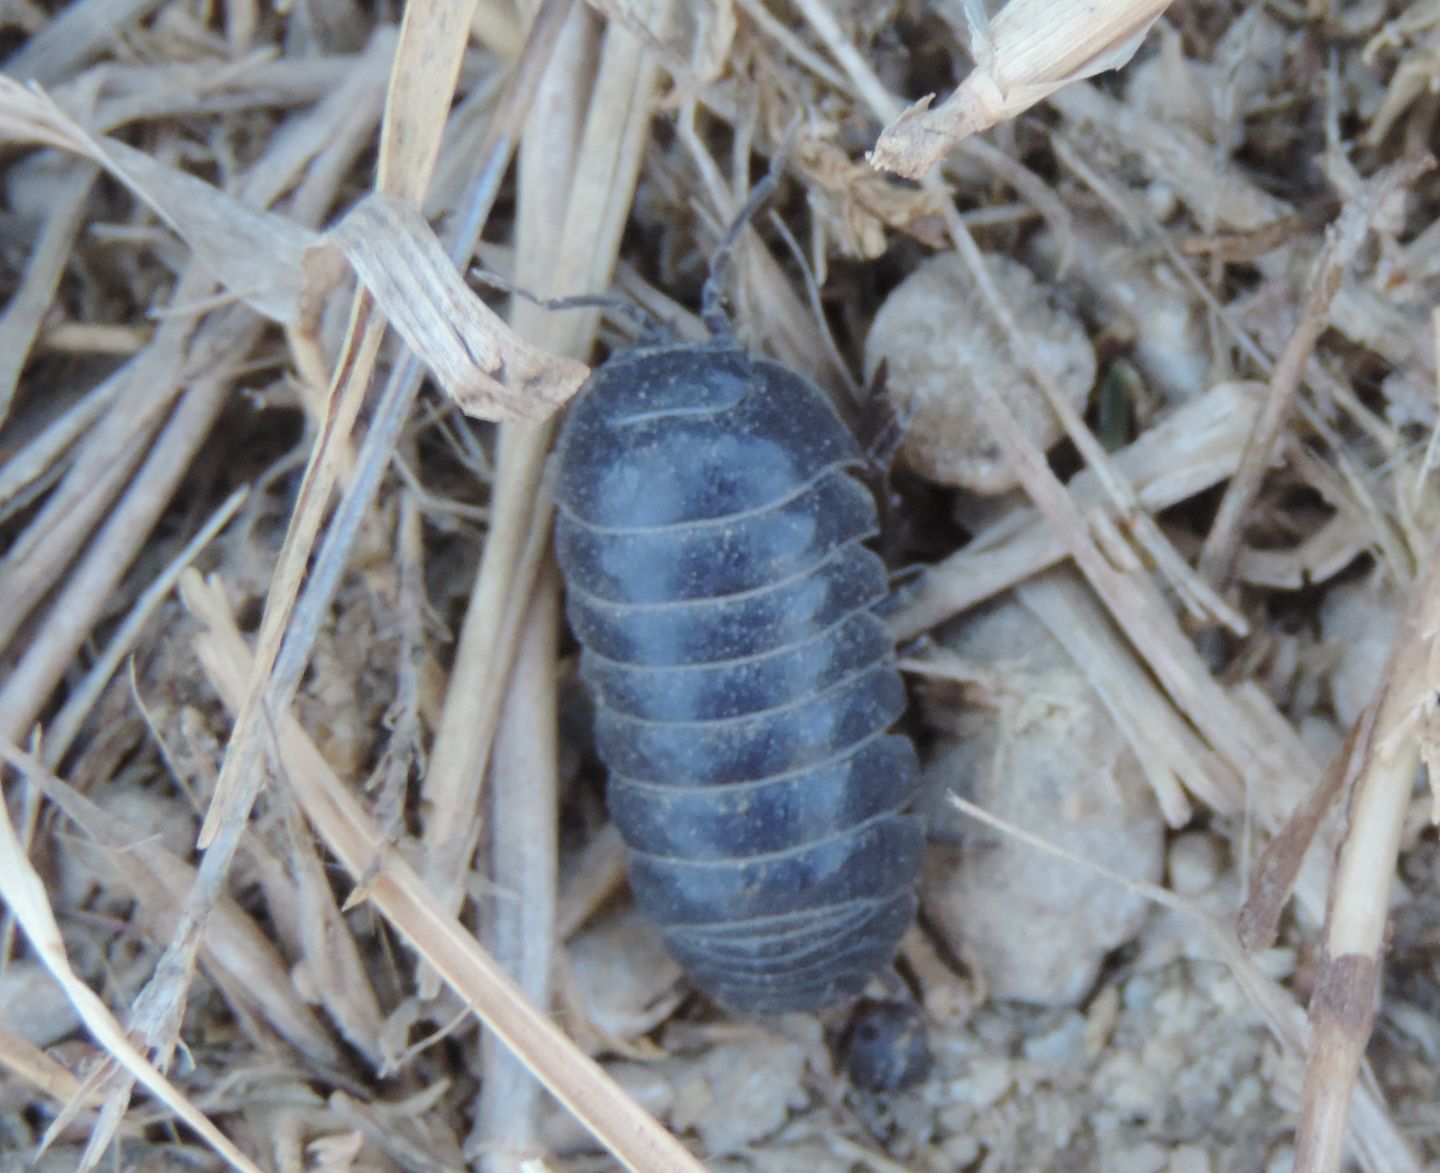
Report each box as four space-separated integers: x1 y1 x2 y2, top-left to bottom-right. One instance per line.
552 329 924 1015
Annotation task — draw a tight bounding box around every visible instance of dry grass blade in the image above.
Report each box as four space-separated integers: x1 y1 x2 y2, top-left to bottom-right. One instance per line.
892 380 1263 639
869 0 1176 177
4 0 165 84
1294 526 1440 1172
0 362 123 521
0 70 586 415
1048 80 1290 232
0 263 207 667
266 780 388 1069
83 3 495 1111
1237 723 1357 954
1197 153 1435 587
262 0 574 841
0 1025 102 1116
1018 571 1223 825
332 193 589 420
182 570 704 1173
0 743 264 1173
0 160 96 427
942 207 1247 635
931 206 1290 793
0 75 323 323
3 1 1437 1166
475 565 560 1162
178 0 490 1073
424 5 677 1152
14 758 341 1066
419 0 671 927
808 2 1241 638
0 307 264 749
40 488 246 766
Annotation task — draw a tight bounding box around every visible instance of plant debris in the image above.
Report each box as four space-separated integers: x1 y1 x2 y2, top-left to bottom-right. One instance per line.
2 1 1440 1170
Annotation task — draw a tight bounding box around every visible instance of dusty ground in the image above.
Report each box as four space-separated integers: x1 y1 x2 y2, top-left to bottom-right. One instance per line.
1 0 1439 1170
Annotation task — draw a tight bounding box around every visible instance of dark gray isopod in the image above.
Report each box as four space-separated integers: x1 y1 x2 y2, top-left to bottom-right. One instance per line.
552 339 923 1014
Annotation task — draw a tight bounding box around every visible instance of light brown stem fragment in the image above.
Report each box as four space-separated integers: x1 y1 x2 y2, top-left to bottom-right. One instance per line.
183 572 703 1173
869 0 1174 177
1236 718 1357 952
1197 153 1433 587
1297 954 1381 1173
892 380 1261 640
1294 523 1440 1171
474 567 561 1167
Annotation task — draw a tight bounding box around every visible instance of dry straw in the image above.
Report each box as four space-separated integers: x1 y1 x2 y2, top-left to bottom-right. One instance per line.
870 0 1176 178
0 0 691 1165
0 0 1437 1168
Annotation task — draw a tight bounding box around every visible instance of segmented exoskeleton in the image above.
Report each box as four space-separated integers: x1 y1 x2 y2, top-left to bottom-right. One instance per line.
553 338 922 1014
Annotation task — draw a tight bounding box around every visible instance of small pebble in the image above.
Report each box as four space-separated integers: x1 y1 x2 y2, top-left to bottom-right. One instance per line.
1110 1141 1169 1173
863 252 1095 495
1320 575 1399 728
1022 1012 1087 1067
1167 831 1222 895
1168 1143 1212 1173
920 600 1164 1005
0 961 81 1048
953 1056 1013 1111
668 1038 810 1153
566 906 683 1039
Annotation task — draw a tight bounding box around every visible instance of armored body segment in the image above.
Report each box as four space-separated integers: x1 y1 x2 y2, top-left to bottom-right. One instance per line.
553 346 863 528
553 470 878 604
565 544 887 665
579 611 893 722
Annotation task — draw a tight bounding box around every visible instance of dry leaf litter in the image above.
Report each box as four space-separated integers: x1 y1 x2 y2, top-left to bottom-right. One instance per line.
1 1 1439 1171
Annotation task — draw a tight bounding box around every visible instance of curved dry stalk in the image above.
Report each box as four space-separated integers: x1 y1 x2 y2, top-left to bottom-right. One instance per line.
1293 526 1440 1172
474 566 560 1165
183 570 703 1173
0 742 265 1173
156 0 512 1080
868 0 1175 177
1197 153 1435 587
419 0 672 923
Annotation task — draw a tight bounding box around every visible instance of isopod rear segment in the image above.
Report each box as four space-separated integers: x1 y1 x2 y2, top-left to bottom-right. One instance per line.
553 339 923 1015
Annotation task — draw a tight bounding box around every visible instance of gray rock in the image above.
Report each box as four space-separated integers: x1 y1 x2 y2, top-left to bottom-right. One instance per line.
863 252 1095 495
921 601 1165 1005
1320 573 1400 728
